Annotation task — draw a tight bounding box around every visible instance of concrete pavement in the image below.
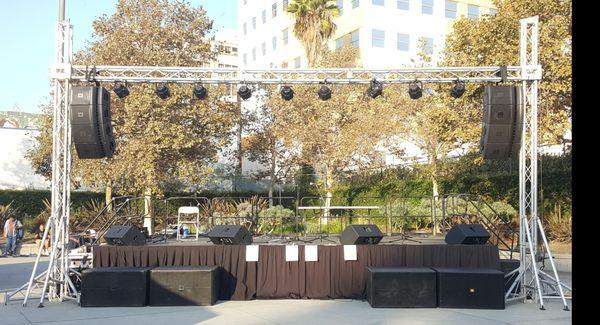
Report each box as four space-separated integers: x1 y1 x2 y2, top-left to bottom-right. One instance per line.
0 255 571 325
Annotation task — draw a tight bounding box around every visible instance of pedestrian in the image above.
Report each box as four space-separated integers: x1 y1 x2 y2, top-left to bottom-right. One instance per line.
3 215 18 256
35 223 50 256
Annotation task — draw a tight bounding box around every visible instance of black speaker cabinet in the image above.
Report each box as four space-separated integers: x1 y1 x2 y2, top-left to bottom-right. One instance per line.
434 267 505 309
148 266 220 306
70 86 116 159
80 267 150 307
207 225 252 245
340 224 383 245
480 85 523 160
445 224 490 245
104 225 146 246
366 267 437 308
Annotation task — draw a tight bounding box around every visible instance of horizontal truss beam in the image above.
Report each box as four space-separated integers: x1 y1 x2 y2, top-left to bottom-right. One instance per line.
69 65 541 85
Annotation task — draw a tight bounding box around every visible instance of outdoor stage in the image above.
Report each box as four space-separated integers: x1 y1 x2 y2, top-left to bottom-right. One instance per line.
92 243 500 301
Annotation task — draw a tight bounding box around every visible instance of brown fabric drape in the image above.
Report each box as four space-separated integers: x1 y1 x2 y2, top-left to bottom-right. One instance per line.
93 244 500 300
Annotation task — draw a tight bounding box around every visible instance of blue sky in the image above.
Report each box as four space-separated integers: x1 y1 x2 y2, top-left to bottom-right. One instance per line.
0 0 237 114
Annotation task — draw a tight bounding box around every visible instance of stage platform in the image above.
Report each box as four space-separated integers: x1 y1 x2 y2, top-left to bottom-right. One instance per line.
93 242 500 301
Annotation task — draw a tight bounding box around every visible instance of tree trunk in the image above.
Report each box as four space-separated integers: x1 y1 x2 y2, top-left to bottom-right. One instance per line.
105 181 113 214
430 155 440 236
268 146 277 208
323 166 334 225
143 187 154 235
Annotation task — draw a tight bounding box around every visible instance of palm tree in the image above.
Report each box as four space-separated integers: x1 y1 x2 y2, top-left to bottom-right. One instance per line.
286 0 339 67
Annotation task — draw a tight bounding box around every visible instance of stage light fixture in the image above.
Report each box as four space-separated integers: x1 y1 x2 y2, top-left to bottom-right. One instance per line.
155 83 170 100
318 85 332 100
367 79 383 99
408 81 422 100
450 80 466 98
193 83 208 100
280 85 294 101
113 81 129 99
237 85 252 100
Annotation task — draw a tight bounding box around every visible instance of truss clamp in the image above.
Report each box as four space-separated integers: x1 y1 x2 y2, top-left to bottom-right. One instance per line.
521 64 542 80
50 63 72 80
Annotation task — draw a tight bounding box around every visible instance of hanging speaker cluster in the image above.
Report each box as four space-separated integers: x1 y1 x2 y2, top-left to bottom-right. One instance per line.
70 86 116 159
479 85 523 160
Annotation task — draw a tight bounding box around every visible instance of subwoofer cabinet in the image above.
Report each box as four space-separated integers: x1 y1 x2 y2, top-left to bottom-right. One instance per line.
148 266 220 306
80 267 150 307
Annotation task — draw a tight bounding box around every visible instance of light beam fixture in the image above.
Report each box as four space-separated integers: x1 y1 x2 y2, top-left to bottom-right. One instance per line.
280 85 294 101
238 85 252 100
113 81 129 99
450 80 466 98
155 83 170 100
367 79 383 99
318 84 332 100
193 83 208 100
408 81 422 100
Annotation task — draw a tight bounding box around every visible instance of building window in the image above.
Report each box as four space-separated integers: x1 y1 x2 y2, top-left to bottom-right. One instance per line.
335 38 344 49
262 10 266 24
422 37 433 55
372 0 384 5
272 3 278 17
352 0 360 9
397 33 409 51
252 17 256 29
350 29 359 47
445 1 457 19
372 29 385 48
489 8 497 16
294 57 301 68
261 42 266 56
337 0 344 15
243 53 247 65
283 28 289 45
422 0 433 15
282 61 288 68
468 4 479 19
243 0 247 5
397 0 409 10
252 48 256 61
272 36 277 50
283 0 289 10
243 23 247 35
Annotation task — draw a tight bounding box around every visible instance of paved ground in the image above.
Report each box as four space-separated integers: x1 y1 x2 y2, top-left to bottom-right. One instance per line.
0 256 572 325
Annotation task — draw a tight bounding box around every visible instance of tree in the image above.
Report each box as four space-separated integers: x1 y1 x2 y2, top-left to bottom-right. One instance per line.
242 94 296 206
29 0 238 232
444 0 572 144
286 0 339 67
268 46 406 221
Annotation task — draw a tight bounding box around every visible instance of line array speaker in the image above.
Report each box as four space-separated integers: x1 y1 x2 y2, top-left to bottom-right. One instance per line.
479 85 523 160
70 86 116 159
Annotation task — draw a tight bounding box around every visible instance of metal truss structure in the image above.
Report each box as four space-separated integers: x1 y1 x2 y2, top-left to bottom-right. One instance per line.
5 7 569 311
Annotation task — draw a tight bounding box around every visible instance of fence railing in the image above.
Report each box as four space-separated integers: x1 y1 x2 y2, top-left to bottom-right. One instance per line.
79 194 518 252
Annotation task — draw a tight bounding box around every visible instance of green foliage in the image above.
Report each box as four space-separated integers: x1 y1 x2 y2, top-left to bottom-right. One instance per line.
258 205 295 234
0 190 104 219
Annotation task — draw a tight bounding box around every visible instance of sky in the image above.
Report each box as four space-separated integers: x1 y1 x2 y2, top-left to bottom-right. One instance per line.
0 0 238 114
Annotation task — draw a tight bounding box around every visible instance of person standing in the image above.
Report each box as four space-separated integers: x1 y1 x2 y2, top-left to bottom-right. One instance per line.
3 215 18 256
35 223 50 256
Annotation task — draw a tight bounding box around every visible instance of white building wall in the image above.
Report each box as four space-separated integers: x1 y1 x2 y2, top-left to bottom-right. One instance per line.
0 127 50 190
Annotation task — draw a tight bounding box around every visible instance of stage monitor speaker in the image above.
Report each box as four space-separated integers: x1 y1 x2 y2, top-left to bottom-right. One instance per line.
148 266 220 306
340 224 383 245
480 85 523 160
207 225 252 245
104 225 146 246
366 267 437 308
445 224 490 245
80 267 150 307
70 86 116 159
433 267 505 309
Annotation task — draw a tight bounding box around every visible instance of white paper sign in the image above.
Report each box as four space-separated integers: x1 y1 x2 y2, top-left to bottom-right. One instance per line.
285 245 299 262
245 245 259 262
304 245 318 262
343 245 357 261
